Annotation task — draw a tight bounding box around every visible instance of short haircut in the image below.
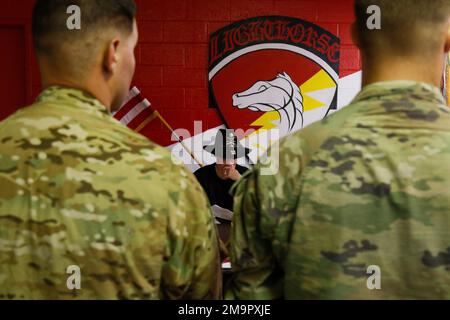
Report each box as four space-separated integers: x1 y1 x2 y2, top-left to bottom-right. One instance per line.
32 0 136 77
354 0 450 56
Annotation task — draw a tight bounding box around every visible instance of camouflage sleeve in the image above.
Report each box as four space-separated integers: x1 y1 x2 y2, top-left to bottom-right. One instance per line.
226 139 303 300
161 163 222 300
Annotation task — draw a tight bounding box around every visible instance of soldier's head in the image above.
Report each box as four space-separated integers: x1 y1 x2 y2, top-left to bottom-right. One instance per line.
32 0 138 111
352 0 450 85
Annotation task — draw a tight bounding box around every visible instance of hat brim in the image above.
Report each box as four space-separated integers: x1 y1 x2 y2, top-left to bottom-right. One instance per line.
203 144 251 159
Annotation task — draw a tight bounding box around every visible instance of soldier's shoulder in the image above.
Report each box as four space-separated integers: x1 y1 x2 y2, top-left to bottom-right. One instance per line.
276 117 335 160
0 102 40 129
124 138 206 201
109 119 173 160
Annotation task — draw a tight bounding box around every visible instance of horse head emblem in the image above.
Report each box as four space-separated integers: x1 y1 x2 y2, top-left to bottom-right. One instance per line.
232 72 304 135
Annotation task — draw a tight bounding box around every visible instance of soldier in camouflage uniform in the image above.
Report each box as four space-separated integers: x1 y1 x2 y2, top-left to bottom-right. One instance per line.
0 0 221 299
227 0 450 299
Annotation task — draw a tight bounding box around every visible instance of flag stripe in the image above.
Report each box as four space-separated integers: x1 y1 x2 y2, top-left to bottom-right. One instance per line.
114 94 144 120
119 99 151 125
118 86 140 110
114 86 159 135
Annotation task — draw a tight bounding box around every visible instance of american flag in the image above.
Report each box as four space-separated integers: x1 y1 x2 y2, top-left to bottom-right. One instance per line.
113 86 204 167
113 87 158 133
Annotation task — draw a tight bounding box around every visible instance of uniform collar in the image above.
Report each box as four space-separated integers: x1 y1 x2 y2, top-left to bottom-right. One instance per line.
36 86 110 115
352 81 446 106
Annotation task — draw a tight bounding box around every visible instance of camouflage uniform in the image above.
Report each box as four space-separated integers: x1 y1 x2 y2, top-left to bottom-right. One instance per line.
0 86 221 300
227 81 450 299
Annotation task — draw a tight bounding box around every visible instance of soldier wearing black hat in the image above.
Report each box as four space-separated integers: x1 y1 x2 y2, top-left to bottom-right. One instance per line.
194 129 250 212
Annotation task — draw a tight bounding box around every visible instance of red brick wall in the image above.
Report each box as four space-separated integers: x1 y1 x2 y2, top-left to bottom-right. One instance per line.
0 0 361 146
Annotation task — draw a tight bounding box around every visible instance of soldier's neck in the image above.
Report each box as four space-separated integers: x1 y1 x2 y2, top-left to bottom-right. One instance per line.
361 54 444 88
40 68 112 112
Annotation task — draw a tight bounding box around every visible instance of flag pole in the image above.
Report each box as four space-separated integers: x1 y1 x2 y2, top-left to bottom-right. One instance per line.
121 87 204 167
154 111 205 168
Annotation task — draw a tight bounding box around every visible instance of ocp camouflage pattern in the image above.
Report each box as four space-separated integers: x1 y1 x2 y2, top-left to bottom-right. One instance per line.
0 86 221 300
227 81 450 299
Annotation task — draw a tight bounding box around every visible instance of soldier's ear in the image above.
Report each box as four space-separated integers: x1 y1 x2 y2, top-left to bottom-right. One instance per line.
444 21 450 53
103 38 120 74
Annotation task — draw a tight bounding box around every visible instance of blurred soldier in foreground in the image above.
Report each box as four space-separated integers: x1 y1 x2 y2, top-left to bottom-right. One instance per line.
227 0 450 299
0 0 220 299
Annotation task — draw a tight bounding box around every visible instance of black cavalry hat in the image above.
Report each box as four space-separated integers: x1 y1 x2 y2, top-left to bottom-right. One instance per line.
203 129 251 160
